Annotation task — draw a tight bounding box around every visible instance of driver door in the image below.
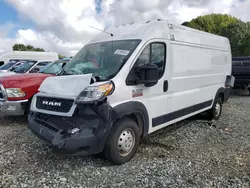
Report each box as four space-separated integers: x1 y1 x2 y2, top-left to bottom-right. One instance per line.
126 40 171 132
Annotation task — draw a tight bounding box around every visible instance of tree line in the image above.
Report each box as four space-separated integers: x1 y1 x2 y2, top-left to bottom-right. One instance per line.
182 14 250 57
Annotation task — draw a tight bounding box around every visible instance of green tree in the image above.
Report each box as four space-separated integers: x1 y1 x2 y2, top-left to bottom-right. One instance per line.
58 54 66 59
182 14 239 35
241 33 250 56
13 44 27 51
26 45 35 51
182 14 250 56
12 44 45 52
34 48 45 52
222 21 250 56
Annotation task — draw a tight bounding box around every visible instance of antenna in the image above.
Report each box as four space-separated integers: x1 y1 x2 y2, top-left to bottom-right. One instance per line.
89 26 114 37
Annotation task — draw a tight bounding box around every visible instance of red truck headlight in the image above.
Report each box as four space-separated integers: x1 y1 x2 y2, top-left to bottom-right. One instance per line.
5 88 26 98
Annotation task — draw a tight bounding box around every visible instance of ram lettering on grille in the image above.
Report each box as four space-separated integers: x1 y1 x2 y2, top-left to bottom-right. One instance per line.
36 96 74 113
42 101 62 107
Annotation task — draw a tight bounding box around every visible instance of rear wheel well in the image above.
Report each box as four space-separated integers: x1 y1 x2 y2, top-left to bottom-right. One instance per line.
217 92 224 103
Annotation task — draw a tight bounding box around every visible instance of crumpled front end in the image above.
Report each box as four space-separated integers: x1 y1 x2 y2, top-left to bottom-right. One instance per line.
28 100 116 156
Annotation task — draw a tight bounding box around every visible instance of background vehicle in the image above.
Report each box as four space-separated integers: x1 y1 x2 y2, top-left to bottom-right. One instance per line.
0 60 27 73
28 20 234 165
232 56 250 94
0 58 70 116
0 51 58 66
12 60 53 74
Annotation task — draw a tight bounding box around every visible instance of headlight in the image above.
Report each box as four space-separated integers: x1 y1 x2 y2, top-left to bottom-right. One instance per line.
6 88 26 98
76 81 114 103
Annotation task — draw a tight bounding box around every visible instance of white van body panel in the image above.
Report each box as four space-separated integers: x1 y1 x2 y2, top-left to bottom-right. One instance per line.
101 20 231 134
30 20 232 136
0 51 58 65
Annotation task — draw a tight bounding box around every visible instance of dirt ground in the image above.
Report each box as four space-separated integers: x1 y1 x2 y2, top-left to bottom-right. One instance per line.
0 91 250 188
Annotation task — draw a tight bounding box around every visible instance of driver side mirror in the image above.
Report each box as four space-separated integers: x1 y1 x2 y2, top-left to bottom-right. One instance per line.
134 63 159 87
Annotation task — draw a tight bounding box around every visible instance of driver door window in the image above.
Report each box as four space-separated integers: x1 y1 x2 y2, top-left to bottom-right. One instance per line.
127 42 166 85
135 42 166 78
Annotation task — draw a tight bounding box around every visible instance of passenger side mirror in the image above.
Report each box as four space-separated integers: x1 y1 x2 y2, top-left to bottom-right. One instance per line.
134 63 159 87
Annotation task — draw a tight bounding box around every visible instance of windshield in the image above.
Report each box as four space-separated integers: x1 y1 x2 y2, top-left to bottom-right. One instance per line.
39 59 69 74
14 61 37 73
61 40 141 80
0 62 16 70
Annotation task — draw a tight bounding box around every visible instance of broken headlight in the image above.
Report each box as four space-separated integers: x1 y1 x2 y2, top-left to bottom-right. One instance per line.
76 81 114 103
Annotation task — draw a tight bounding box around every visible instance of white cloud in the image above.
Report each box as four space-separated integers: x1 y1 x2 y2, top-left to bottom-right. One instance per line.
0 22 17 38
0 0 249 56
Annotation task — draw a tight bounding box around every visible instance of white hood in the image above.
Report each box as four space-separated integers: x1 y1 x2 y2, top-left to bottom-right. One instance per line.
38 74 92 97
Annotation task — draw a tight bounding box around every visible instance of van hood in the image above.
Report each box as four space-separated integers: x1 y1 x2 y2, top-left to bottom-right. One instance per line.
39 74 92 97
0 73 53 88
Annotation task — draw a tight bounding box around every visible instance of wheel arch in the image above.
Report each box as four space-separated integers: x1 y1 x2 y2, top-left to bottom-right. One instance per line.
112 101 149 138
214 87 226 104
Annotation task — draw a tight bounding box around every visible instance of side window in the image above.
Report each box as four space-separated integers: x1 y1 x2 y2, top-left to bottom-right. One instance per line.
126 42 166 85
136 45 150 66
135 42 166 78
30 62 48 73
151 43 165 77
38 61 50 66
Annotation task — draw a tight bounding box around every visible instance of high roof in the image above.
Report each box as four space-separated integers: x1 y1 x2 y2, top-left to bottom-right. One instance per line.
89 19 230 51
89 19 171 43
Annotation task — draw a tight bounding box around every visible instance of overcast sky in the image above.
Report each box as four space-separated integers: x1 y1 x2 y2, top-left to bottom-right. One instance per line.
0 0 249 56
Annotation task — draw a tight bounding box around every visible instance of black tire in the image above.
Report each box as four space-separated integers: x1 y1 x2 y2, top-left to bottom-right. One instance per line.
103 118 140 165
207 96 223 120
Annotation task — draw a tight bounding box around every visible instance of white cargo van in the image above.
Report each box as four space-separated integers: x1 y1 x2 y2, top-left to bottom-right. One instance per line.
27 20 234 165
0 51 58 66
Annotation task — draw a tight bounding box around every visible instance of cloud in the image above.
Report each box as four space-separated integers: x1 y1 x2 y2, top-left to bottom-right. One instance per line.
0 0 250 56
0 22 17 38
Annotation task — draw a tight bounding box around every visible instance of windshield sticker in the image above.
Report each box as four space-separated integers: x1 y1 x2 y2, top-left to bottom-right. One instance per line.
114 49 130 56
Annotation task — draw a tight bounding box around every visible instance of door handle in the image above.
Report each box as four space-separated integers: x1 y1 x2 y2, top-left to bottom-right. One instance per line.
163 80 168 92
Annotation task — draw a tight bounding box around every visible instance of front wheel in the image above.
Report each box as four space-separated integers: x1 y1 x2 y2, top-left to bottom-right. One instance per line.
103 118 140 165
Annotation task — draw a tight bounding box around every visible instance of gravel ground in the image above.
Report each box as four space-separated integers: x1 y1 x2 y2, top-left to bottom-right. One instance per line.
0 91 250 188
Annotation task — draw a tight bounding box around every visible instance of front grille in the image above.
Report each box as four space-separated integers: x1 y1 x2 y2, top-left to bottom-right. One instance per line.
33 112 82 132
36 96 74 113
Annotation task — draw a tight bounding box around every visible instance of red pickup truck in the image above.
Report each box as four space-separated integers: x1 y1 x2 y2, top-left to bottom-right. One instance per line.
0 58 70 116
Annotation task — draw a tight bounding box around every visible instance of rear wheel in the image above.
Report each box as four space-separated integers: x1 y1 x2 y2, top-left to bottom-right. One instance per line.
207 96 223 120
103 118 140 165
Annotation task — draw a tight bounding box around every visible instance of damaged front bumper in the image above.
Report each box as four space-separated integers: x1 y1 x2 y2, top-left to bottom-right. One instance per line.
28 101 116 156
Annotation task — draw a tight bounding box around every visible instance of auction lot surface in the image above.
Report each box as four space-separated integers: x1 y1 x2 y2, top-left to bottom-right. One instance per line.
0 92 250 188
